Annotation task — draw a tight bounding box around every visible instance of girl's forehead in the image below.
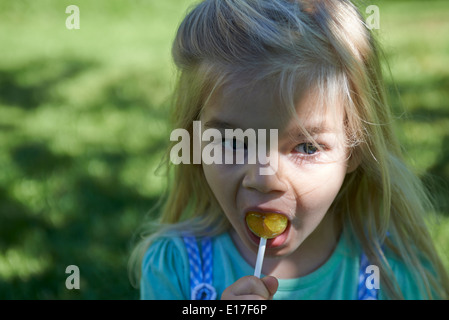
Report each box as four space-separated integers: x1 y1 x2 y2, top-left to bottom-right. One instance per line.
202 79 345 134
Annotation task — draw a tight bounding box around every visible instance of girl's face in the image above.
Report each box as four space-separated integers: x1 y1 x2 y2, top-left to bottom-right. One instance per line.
200 82 354 272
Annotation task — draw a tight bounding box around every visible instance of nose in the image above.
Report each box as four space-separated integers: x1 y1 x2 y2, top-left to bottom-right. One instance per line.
242 158 288 194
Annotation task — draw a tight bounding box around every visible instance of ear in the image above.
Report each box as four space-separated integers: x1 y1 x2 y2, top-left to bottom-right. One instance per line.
346 149 361 174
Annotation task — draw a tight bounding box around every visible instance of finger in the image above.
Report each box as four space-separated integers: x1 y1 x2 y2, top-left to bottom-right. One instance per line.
221 276 271 299
261 276 279 298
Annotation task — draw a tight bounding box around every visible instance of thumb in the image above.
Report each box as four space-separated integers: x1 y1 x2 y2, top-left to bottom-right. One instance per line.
261 276 278 298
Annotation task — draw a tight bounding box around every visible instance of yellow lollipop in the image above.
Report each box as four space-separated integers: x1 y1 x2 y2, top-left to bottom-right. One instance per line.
246 212 288 239
245 212 288 278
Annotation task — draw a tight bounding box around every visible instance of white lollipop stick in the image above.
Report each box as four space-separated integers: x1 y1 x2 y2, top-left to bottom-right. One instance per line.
253 237 267 278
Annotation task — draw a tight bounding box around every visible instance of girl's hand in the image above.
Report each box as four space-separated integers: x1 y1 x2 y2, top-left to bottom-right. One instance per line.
221 275 279 300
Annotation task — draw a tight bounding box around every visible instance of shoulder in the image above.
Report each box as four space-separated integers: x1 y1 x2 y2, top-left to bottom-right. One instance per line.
142 233 189 271
140 231 231 299
382 247 431 300
140 233 190 299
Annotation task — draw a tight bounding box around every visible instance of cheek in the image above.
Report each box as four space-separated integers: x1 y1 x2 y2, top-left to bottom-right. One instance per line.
202 164 238 211
202 164 223 196
294 162 347 213
203 162 238 184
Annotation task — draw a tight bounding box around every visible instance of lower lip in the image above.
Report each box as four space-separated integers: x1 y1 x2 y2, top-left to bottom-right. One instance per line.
245 222 289 248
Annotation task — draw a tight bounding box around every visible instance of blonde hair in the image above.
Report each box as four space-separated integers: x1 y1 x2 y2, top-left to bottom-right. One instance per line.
129 0 449 299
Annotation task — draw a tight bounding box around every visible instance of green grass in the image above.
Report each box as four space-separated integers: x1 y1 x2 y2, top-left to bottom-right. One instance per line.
0 0 448 299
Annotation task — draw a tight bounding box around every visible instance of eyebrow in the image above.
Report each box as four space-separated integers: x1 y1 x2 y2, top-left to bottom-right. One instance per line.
204 119 237 129
295 126 333 136
204 118 334 136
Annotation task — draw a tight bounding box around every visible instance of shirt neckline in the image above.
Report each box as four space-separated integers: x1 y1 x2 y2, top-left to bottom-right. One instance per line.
221 230 347 291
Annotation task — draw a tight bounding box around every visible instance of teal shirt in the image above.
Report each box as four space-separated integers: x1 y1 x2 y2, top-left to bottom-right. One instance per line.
140 231 426 300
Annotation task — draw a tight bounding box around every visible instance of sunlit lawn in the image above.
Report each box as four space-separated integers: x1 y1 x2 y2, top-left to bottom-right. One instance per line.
0 0 448 299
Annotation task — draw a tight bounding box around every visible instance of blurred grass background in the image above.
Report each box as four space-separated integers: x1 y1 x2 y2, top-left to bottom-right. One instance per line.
0 0 447 299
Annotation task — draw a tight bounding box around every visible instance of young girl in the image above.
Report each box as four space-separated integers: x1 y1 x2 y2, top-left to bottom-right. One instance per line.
129 0 449 299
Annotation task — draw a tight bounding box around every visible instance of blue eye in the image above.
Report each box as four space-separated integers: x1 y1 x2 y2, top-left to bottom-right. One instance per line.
294 142 319 155
222 138 246 150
